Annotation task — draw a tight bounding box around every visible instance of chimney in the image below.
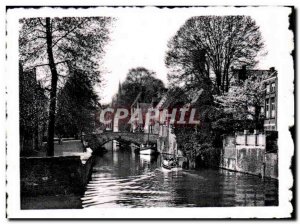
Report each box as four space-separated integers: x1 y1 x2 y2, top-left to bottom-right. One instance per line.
269 67 275 73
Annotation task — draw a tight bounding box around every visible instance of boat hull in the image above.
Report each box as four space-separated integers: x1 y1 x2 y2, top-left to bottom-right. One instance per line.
140 154 156 162
139 148 156 155
162 164 175 170
162 164 182 172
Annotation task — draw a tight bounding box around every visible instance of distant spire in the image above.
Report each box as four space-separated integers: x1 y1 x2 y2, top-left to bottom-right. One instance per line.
116 80 122 104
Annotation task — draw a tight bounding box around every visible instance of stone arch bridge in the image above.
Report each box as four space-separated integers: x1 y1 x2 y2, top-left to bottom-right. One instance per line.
82 132 158 147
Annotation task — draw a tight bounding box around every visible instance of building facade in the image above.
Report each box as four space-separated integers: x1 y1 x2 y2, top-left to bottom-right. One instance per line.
233 66 278 131
263 68 278 131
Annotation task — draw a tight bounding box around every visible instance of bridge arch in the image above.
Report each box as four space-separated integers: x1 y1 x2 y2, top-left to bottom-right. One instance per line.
83 132 158 148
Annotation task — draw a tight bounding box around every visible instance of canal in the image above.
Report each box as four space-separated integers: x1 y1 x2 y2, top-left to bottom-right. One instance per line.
81 146 278 208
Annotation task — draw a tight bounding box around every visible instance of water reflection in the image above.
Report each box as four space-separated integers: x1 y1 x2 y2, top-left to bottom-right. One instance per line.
82 148 278 208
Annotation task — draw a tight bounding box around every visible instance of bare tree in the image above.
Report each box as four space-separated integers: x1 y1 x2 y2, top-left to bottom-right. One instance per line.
19 17 113 156
165 16 265 94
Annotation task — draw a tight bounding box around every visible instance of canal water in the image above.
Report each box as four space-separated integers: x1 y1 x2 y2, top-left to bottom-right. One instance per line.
81 148 278 208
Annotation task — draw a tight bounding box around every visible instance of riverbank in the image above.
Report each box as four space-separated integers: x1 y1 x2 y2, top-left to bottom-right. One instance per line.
21 195 83 210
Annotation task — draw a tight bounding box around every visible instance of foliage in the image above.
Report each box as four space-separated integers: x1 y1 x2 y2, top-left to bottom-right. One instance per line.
84 134 107 153
116 67 167 106
174 117 224 168
172 93 217 164
19 17 113 79
19 63 48 153
165 16 266 166
55 68 99 138
214 71 272 129
19 17 113 155
165 16 265 94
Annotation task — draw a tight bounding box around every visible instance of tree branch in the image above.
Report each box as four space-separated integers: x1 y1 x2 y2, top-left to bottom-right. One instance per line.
51 20 87 48
38 18 46 28
26 59 73 70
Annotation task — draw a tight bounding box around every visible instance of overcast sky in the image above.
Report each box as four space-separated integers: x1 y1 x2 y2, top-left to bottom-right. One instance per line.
96 7 293 104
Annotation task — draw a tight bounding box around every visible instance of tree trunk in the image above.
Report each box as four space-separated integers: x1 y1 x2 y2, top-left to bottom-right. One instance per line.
46 18 59 156
225 70 229 92
216 71 221 94
34 77 39 151
224 66 230 92
221 71 226 93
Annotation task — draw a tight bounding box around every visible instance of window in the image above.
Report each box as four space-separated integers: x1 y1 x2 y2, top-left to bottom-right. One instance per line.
271 97 276 118
271 82 276 92
163 126 168 137
265 99 270 119
266 84 270 93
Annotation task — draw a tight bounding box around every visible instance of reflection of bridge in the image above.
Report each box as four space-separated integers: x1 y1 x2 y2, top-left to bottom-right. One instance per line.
83 132 158 146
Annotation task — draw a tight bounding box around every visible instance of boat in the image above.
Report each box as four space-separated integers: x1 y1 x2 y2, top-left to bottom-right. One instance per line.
139 144 156 155
140 153 156 162
161 149 183 171
139 126 157 155
162 163 182 171
162 157 178 171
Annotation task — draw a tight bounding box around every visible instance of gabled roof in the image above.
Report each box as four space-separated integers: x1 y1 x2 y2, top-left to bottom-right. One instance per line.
155 88 195 110
183 89 204 108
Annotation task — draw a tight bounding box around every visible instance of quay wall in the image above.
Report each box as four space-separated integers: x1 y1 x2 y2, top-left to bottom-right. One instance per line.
20 155 94 196
220 131 278 179
265 152 278 179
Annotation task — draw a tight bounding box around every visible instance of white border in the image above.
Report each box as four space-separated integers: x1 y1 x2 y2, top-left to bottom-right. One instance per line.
5 4 294 219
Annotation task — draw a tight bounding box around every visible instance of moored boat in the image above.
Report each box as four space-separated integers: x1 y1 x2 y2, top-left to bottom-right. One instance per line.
139 144 156 155
140 153 156 162
139 126 157 155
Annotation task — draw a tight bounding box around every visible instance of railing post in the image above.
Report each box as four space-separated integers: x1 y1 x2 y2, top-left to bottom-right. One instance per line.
254 129 258 146
244 130 248 146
